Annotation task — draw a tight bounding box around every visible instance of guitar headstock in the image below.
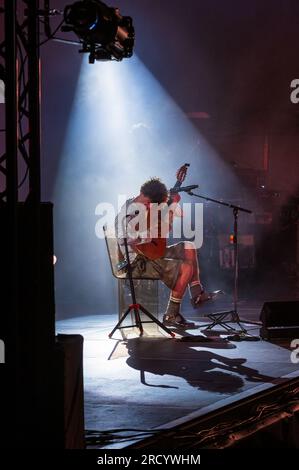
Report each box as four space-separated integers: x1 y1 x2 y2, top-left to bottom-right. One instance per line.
176 163 190 184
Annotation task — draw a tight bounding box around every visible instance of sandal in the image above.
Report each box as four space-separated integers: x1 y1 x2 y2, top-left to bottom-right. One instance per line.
191 290 224 308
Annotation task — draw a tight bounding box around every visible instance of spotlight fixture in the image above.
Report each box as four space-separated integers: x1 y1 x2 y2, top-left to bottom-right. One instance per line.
62 0 135 63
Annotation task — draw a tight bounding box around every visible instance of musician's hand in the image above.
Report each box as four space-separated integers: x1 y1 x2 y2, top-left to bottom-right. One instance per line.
125 233 152 246
168 192 183 221
125 237 140 246
170 193 181 204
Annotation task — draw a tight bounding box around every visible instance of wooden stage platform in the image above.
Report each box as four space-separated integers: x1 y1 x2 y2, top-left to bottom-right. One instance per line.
56 300 299 448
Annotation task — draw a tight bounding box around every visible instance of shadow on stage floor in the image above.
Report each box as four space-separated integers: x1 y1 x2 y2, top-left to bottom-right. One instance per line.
56 301 299 441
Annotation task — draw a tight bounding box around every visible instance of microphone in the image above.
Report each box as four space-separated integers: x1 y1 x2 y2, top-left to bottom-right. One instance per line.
170 184 199 193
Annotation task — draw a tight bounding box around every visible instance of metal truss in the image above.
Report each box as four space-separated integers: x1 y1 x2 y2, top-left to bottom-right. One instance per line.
0 0 41 204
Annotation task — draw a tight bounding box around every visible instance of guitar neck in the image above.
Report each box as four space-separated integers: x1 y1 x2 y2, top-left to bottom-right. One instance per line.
172 179 183 190
168 179 183 206
169 164 189 203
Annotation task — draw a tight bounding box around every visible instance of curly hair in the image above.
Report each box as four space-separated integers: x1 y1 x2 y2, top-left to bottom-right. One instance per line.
140 177 168 204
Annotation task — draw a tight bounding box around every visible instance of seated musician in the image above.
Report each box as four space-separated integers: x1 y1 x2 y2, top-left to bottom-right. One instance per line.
115 168 211 328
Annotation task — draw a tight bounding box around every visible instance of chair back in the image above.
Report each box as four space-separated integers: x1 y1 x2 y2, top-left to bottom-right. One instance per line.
103 225 160 280
103 225 126 279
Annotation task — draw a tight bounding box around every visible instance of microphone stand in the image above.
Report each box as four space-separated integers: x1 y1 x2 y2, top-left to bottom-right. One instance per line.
109 215 175 339
187 190 256 336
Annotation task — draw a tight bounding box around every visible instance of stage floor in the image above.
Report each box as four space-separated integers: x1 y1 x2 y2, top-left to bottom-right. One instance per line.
56 301 299 445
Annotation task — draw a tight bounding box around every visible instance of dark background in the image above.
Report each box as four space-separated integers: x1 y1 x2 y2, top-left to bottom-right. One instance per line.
1 0 299 317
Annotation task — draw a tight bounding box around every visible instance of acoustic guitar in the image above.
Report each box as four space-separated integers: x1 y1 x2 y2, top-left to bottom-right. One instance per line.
134 164 189 260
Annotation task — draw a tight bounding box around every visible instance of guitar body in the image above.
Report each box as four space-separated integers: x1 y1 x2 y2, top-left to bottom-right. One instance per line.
136 238 166 260
133 163 189 260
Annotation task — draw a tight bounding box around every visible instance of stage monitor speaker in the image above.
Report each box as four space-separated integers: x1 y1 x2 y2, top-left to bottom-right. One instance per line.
54 334 85 449
0 202 56 447
260 301 299 339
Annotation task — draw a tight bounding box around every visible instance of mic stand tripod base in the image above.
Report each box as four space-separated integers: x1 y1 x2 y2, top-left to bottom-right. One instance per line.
109 302 175 339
